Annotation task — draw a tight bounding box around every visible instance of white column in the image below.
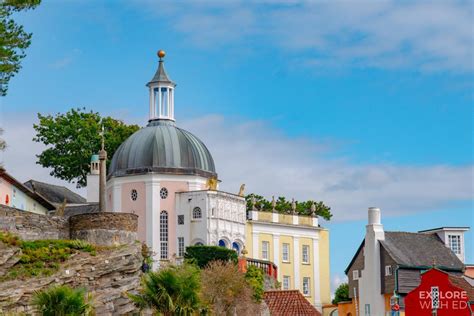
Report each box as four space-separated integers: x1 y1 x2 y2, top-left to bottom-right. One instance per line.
293 236 300 290
273 234 280 280
252 232 259 259
293 214 298 225
149 87 154 119
272 212 279 223
312 236 322 311
112 184 121 212
146 179 161 268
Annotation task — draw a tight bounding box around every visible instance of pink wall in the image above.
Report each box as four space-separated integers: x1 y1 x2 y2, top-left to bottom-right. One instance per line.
160 181 189 258
121 182 147 242
0 177 12 206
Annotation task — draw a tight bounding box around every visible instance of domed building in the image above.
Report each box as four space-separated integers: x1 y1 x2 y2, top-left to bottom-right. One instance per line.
106 51 246 263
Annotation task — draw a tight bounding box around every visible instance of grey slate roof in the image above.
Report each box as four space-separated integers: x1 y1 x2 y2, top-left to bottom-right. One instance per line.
24 180 86 205
64 203 99 218
345 231 465 274
147 60 175 86
381 231 464 270
108 120 217 178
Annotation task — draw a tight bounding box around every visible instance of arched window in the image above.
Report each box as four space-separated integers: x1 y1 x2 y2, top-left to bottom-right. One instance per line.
193 207 202 219
232 242 240 253
160 211 168 259
195 242 204 246
218 239 227 247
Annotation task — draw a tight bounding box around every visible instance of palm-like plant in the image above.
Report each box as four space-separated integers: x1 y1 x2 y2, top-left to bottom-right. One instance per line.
31 285 93 316
128 264 201 316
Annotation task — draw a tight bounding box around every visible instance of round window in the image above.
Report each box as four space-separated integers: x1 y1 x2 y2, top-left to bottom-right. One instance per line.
131 189 138 201
160 187 168 199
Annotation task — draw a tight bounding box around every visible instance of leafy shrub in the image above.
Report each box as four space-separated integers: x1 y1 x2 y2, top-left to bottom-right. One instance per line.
332 283 350 304
184 245 238 268
32 285 93 316
245 265 264 302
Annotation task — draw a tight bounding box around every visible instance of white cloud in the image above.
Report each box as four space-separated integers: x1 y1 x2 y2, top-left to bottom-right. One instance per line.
139 0 473 73
1 112 472 221
183 115 472 221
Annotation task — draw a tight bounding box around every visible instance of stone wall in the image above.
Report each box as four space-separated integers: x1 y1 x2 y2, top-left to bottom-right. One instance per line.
0 242 144 315
69 213 138 246
0 206 138 247
0 205 69 240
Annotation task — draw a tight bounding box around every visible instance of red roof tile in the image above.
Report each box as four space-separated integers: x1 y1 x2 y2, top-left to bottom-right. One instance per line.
263 290 321 316
449 274 474 300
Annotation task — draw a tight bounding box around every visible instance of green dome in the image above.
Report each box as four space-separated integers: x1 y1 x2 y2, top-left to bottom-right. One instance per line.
108 120 216 178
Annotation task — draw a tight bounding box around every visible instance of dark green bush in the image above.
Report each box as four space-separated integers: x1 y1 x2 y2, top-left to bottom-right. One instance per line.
184 245 238 268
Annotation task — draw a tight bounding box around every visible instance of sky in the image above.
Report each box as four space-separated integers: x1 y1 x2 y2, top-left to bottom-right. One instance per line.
1 0 473 293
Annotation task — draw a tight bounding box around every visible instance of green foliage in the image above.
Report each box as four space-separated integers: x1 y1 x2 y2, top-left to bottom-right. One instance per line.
244 265 264 302
184 245 238 269
245 193 333 220
128 264 201 315
32 285 93 316
33 108 140 187
0 231 96 281
0 0 41 96
332 282 350 305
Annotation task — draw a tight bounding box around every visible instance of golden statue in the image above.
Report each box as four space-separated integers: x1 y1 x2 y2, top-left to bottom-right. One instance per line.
238 184 246 197
206 177 218 191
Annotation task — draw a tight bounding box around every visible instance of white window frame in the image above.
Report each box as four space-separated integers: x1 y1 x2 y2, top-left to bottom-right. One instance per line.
353 270 359 280
262 241 269 260
282 243 290 262
160 211 168 260
448 235 461 255
192 207 202 220
385 265 392 276
178 237 185 257
283 276 290 290
302 245 310 264
302 277 311 296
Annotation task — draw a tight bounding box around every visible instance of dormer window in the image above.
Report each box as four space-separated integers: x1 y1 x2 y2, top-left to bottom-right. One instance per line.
448 235 461 255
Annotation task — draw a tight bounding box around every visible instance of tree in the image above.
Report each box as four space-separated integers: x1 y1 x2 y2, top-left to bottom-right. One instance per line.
33 108 139 188
184 245 238 269
31 285 94 316
332 282 350 305
245 193 333 220
128 263 202 316
1 0 41 96
244 265 264 302
201 261 261 315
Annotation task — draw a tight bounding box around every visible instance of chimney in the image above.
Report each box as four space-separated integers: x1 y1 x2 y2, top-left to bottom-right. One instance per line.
368 207 381 226
358 207 386 316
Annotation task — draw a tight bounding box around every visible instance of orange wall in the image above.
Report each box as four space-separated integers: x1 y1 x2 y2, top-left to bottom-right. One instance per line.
337 299 357 316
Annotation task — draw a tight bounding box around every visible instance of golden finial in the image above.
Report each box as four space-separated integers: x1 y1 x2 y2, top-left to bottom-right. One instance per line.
157 50 166 60
241 246 248 256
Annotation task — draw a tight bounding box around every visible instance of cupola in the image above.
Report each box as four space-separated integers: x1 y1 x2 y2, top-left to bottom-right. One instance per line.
147 50 176 122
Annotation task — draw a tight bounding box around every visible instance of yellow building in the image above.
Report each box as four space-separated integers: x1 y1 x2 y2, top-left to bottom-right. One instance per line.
245 209 331 312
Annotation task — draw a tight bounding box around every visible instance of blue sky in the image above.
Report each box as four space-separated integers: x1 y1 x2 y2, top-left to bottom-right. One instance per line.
1 1 472 292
